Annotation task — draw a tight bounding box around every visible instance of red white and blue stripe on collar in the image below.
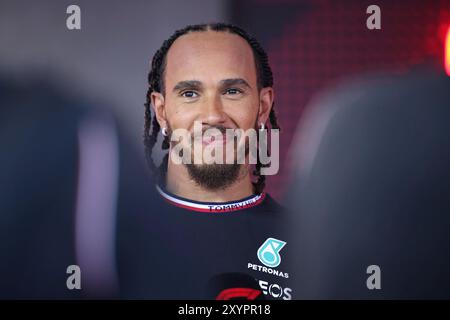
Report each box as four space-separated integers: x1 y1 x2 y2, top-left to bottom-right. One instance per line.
156 185 266 213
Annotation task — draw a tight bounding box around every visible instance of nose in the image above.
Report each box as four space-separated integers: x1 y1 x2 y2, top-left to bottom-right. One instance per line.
200 94 227 127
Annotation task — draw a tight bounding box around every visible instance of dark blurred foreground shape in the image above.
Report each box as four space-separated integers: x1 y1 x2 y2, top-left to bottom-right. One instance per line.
0 76 165 298
287 70 450 299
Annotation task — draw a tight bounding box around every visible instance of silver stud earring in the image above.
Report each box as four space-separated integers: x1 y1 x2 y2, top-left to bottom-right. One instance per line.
161 127 168 136
259 122 265 131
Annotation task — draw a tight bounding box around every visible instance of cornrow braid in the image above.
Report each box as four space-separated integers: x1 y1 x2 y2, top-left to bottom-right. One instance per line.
144 22 280 193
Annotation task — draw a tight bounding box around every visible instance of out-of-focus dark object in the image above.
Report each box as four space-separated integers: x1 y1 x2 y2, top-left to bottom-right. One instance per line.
0 78 88 298
0 76 161 298
287 70 450 299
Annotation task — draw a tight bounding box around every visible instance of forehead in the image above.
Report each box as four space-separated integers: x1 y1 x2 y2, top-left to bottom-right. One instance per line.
164 31 257 88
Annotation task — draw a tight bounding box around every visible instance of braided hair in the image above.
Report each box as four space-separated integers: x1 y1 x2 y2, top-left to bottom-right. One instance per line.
144 22 280 194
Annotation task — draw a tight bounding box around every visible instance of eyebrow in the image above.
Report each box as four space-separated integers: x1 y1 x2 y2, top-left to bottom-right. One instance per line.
219 78 252 89
172 80 203 93
172 78 252 93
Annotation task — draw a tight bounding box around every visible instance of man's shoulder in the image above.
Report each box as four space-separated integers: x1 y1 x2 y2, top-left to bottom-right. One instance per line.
256 193 286 215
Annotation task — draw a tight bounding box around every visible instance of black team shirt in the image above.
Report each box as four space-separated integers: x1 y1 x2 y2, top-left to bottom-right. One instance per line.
117 184 294 300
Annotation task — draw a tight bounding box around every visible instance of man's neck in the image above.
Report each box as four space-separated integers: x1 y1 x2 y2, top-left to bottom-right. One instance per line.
165 162 255 202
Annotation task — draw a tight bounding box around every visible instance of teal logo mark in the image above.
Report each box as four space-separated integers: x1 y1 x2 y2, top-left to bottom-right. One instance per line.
257 238 286 268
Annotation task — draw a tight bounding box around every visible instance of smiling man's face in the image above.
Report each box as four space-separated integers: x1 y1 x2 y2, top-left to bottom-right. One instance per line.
151 30 273 189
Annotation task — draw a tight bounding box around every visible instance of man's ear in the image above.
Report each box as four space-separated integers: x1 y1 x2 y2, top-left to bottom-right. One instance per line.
258 87 274 125
150 91 167 129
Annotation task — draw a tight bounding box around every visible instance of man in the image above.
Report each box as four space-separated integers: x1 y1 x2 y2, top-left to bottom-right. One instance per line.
118 23 293 299
144 22 281 211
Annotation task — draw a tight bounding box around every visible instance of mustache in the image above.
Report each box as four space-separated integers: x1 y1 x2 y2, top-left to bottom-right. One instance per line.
199 125 229 136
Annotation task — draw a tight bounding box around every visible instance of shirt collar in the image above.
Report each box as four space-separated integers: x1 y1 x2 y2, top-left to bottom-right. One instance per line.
156 184 266 213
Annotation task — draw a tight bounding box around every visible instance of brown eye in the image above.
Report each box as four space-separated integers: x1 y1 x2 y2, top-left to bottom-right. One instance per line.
181 91 198 98
224 88 242 95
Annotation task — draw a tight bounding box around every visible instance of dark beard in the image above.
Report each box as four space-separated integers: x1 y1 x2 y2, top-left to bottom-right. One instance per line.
185 163 242 191
174 122 256 191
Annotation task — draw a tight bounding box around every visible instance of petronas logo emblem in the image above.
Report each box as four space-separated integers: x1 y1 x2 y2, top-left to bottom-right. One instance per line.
257 238 286 268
